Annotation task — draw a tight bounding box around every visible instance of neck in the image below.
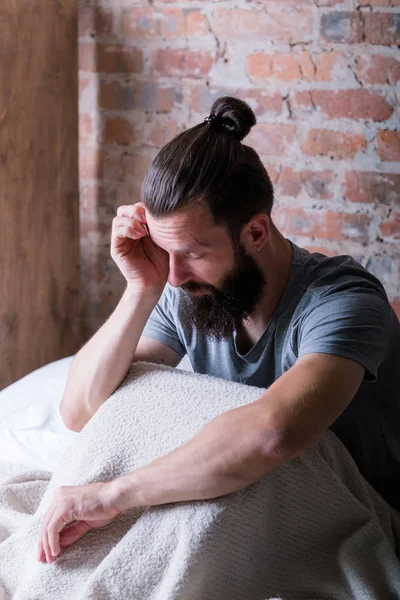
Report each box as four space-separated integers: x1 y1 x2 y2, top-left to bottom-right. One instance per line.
244 224 293 331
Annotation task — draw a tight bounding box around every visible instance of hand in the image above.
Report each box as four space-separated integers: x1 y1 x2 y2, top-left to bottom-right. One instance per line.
111 202 169 295
37 480 121 563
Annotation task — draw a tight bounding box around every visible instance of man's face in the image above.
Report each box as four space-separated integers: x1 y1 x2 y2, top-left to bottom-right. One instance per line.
145 203 266 339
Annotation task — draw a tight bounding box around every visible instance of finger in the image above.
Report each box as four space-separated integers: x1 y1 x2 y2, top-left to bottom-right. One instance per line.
112 216 148 239
39 509 56 563
47 514 69 557
60 521 92 548
43 528 53 563
116 204 135 218
117 203 149 232
37 539 46 562
116 202 146 220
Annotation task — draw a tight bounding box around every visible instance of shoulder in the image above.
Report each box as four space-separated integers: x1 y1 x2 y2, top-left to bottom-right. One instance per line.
294 246 389 307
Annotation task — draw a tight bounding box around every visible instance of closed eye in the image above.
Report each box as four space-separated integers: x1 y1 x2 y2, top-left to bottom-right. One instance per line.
190 254 205 260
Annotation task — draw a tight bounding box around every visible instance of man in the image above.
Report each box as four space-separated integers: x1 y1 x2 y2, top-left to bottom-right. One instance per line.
38 97 400 563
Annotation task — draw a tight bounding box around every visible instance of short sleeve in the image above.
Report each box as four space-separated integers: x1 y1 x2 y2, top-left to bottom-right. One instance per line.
142 285 186 358
297 288 391 381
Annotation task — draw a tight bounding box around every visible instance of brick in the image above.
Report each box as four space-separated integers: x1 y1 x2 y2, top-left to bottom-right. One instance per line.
79 42 143 74
263 164 280 184
79 149 105 180
100 81 129 110
242 90 283 117
153 49 214 78
303 129 367 159
273 207 371 243
247 53 272 80
78 6 113 37
121 154 153 179
357 0 400 6
99 45 143 73
274 52 314 81
311 90 393 121
79 113 94 142
190 86 282 118
79 75 90 96
363 13 400 46
103 151 125 182
364 255 398 286
279 167 334 199
121 8 209 38
345 171 400 205
121 9 158 38
249 51 340 82
289 91 315 118
80 183 102 216
79 41 96 72
246 124 297 157
354 54 400 85
302 244 337 256
154 0 245 2
101 118 135 145
161 8 185 37
140 120 179 148
251 0 313 3
99 81 179 112
391 298 400 320
210 8 313 43
185 9 209 36
313 52 341 80
320 12 363 44
316 0 345 5
379 212 400 240
80 219 111 245
377 130 400 161
272 53 305 81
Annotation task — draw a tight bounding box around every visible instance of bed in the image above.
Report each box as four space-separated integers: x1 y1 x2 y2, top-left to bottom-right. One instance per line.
0 354 193 473
0 358 399 599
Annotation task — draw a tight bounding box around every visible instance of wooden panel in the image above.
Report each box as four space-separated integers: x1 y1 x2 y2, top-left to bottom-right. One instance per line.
0 1 81 389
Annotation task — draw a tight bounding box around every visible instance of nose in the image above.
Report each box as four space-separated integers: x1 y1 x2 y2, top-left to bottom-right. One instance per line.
167 254 191 288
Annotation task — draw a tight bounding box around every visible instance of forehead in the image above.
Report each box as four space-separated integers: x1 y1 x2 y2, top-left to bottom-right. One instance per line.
146 203 229 251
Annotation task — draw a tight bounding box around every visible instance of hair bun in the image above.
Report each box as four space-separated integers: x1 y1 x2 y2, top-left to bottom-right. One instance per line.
208 96 256 142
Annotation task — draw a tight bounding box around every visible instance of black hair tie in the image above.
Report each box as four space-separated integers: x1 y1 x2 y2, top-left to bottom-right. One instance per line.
204 114 217 123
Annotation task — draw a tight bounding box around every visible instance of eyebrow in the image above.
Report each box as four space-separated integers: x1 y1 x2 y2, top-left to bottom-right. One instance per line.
170 236 211 253
189 236 211 248
146 228 211 253
176 247 207 255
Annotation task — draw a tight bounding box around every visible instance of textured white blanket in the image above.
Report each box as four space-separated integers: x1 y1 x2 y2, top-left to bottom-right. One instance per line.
1 362 399 600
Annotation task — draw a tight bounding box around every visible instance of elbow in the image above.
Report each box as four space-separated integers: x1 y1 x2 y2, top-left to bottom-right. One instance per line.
258 425 302 465
59 399 86 433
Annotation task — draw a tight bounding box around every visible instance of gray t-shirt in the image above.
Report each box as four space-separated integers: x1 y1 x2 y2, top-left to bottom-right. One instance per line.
142 241 400 512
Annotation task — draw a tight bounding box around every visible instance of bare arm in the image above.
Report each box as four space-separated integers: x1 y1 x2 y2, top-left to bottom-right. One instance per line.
59 287 181 433
112 353 365 509
59 199 178 432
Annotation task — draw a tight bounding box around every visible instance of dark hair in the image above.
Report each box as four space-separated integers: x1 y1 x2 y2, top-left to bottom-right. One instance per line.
141 96 274 243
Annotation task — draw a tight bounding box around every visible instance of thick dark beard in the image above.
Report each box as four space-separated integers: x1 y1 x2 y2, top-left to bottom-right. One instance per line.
178 244 266 340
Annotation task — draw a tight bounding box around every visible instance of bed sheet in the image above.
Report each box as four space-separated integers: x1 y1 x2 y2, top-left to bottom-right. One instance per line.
0 354 193 472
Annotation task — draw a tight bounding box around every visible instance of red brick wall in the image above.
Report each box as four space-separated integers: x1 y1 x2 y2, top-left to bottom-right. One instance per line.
78 0 400 341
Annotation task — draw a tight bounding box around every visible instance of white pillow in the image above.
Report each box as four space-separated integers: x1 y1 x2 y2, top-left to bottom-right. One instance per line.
0 354 193 472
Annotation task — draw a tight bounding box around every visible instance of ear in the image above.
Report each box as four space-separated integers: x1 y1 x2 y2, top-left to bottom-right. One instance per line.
240 214 270 253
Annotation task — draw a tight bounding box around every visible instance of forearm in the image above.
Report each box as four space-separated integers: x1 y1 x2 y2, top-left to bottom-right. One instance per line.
60 285 159 431
114 403 287 510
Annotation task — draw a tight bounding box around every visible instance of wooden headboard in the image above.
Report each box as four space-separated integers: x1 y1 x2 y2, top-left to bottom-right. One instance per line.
0 0 81 390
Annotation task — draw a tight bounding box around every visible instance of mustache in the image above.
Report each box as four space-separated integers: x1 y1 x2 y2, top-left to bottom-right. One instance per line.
181 281 216 294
